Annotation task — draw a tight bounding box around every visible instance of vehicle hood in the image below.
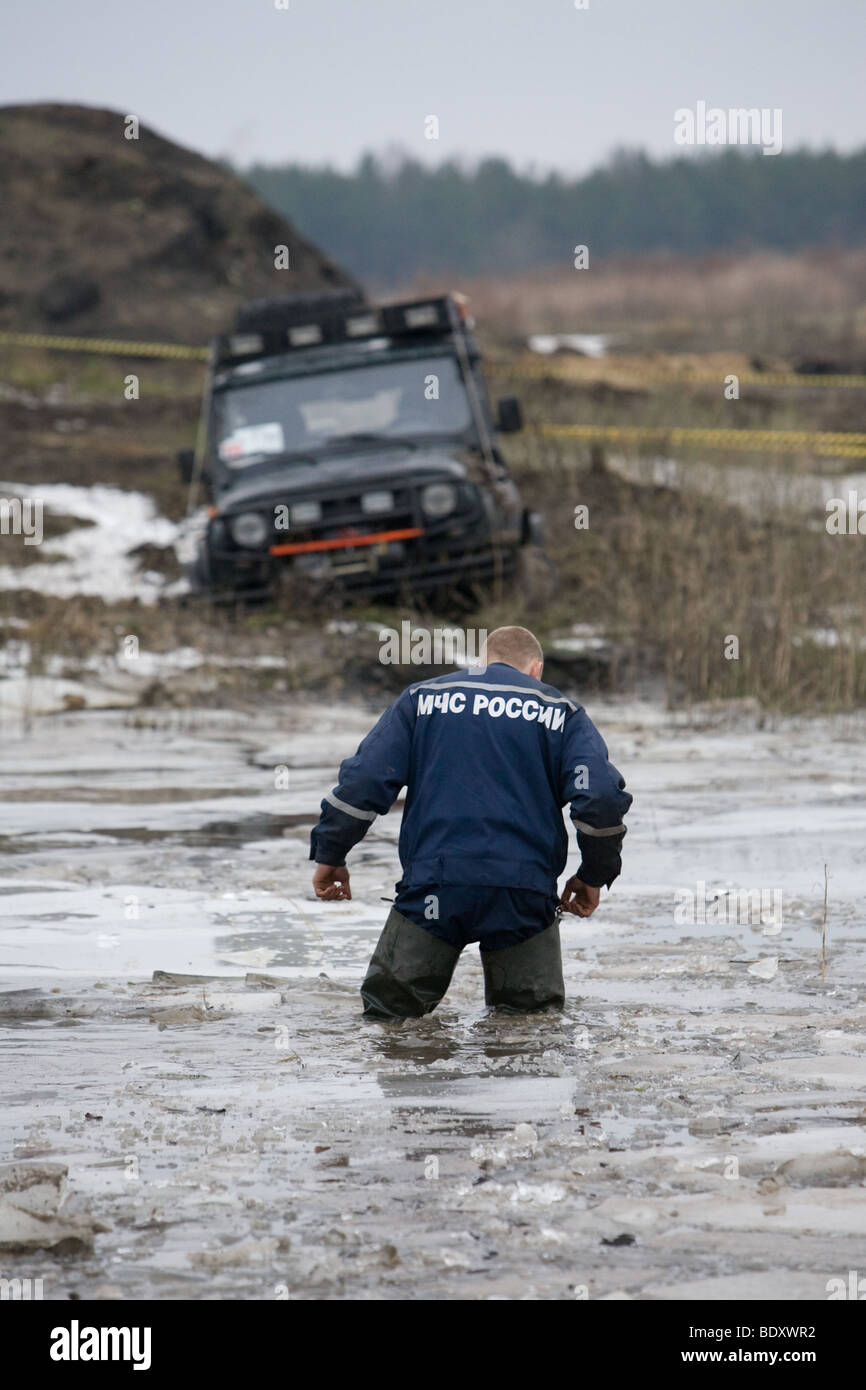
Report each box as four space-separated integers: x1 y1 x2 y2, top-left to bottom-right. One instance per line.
214 446 470 514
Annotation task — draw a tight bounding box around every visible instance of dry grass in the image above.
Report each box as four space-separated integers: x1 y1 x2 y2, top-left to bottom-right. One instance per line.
505 449 866 710
489 349 866 708
412 248 866 363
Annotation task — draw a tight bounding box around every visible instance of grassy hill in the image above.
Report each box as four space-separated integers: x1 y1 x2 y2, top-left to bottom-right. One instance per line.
0 103 358 342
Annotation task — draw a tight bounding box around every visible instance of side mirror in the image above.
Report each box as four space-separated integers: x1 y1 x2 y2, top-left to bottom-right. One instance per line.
177 448 195 484
497 396 523 433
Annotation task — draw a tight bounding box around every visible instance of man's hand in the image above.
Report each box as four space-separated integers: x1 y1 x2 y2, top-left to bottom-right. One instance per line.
560 876 601 917
313 864 352 901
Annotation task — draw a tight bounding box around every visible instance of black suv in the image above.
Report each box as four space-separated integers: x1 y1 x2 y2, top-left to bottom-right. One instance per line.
180 289 538 600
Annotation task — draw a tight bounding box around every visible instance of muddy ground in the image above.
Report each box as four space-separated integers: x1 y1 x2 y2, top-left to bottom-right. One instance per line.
1 696 864 1301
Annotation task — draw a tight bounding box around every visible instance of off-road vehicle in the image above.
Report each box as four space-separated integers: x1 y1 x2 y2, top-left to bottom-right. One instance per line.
180 289 542 600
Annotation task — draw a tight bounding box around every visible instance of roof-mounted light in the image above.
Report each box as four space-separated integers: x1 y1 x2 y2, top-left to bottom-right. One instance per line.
345 311 382 337
288 324 323 347
227 333 264 357
404 303 440 329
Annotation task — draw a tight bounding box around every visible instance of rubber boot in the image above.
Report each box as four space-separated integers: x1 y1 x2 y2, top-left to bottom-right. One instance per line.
360 907 461 1019
481 920 565 1012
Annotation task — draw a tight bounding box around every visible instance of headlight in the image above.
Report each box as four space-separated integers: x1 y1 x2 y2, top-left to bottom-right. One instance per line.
229 512 268 548
421 482 457 519
361 490 394 515
291 500 322 526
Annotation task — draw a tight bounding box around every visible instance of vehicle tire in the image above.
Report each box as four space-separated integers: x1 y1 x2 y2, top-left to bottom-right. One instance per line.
186 545 213 596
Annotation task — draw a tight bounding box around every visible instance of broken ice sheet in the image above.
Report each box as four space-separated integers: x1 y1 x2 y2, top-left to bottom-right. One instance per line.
747 957 779 981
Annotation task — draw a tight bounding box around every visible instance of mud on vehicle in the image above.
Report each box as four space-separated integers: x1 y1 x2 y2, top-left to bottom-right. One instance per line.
179 289 545 601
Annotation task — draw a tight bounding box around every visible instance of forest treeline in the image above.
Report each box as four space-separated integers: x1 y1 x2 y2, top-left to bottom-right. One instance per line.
241 146 866 284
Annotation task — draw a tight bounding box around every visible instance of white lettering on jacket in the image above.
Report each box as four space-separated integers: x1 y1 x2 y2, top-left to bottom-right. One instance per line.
419 690 565 731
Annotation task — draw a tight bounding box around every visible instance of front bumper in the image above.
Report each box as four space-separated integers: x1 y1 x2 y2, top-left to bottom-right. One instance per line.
199 520 518 599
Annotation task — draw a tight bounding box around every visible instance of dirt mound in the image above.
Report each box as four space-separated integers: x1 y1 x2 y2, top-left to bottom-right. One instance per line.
0 103 359 343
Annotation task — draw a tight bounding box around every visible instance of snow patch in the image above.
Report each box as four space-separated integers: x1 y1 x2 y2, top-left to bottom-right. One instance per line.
0 481 195 604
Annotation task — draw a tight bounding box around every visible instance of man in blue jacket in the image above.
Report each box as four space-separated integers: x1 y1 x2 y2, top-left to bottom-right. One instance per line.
310 625 631 1018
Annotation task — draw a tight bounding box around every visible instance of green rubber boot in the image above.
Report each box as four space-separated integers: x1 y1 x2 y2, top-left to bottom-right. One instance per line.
481 920 565 1012
360 907 461 1019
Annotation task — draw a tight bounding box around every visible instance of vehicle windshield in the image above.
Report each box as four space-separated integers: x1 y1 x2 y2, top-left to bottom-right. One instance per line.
213 355 473 468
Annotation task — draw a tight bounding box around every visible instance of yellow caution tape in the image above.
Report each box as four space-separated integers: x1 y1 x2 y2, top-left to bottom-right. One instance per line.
2 333 862 386
2 331 864 455
535 423 866 458
490 359 866 389
0 331 209 361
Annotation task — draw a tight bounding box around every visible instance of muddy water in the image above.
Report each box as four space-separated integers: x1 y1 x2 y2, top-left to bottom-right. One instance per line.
1 701 865 1300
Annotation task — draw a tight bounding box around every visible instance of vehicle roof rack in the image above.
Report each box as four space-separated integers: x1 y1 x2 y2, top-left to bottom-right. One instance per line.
215 295 472 367
235 288 366 334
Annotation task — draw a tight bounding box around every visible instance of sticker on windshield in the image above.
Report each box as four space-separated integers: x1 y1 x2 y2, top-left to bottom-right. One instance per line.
300 388 401 437
218 422 285 463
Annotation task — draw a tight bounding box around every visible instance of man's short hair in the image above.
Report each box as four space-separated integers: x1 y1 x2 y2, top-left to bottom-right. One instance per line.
483 626 543 671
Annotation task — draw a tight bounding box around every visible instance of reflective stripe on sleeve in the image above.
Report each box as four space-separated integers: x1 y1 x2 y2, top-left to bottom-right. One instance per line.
325 792 378 822
574 820 626 837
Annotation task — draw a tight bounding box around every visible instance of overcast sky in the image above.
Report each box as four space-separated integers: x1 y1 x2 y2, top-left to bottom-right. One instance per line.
2 0 863 174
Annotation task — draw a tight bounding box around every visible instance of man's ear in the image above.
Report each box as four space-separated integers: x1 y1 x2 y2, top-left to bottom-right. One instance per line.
528 658 544 680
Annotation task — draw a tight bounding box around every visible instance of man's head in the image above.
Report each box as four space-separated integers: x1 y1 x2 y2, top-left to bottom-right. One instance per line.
482 626 544 679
